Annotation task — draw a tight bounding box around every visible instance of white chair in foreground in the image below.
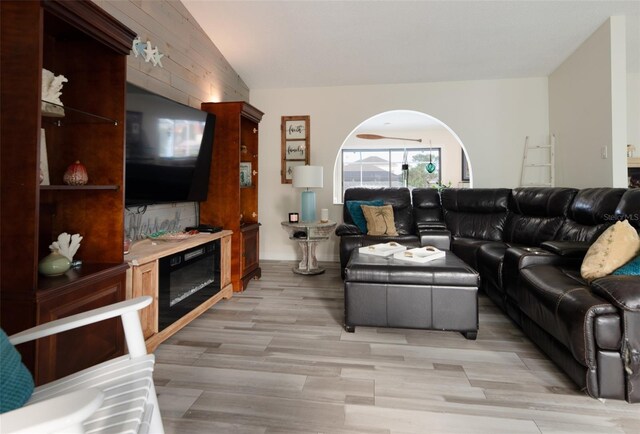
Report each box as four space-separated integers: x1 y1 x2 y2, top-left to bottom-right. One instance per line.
0 296 164 434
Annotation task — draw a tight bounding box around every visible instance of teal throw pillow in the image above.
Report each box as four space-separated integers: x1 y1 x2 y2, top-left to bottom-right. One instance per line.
613 255 640 276
346 200 384 233
0 328 34 413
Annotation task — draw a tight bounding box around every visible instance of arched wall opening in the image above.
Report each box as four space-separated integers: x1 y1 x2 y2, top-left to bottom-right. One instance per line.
332 110 472 203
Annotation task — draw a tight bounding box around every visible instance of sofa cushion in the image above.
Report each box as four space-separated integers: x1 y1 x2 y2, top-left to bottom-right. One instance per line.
581 220 640 282
0 329 34 413
412 188 444 228
361 204 398 236
613 255 640 276
441 188 511 241
614 189 640 231
343 188 414 235
346 199 384 233
450 237 495 269
504 187 577 246
555 188 626 242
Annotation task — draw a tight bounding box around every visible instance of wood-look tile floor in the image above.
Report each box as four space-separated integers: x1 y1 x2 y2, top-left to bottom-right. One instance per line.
154 261 640 434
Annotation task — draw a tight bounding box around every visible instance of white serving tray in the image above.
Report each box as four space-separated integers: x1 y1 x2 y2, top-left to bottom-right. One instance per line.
393 246 446 263
359 242 407 257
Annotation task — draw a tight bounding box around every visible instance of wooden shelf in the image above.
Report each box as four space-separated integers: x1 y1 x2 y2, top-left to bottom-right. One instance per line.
37 262 127 293
40 184 120 191
41 100 119 125
628 157 640 168
126 231 233 264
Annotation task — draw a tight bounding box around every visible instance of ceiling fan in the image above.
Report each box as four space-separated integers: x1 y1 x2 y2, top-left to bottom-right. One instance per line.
356 134 422 143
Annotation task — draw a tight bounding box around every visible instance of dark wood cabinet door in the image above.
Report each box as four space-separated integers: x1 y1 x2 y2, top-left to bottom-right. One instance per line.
35 266 127 384
241 223 261 289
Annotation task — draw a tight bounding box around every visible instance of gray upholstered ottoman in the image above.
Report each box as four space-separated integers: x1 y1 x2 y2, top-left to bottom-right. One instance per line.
344 250 480 339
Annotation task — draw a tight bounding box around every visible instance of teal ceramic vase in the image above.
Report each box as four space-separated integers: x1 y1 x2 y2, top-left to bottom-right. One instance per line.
38 250 71 276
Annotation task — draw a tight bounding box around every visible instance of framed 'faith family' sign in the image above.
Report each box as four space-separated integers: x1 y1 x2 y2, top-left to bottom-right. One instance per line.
281 115 310 184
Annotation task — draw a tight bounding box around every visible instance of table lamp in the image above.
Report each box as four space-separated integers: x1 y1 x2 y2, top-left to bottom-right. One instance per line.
293 165 323 222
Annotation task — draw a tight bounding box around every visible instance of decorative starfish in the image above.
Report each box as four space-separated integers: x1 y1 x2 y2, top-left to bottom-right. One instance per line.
151 48 164 67
143 41 155 63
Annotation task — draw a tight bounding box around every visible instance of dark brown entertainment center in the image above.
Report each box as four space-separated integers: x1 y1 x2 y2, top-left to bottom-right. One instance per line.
0 0 262 385
0 0 135 384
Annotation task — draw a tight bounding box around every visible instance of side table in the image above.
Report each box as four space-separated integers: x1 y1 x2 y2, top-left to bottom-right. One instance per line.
281 220 337 275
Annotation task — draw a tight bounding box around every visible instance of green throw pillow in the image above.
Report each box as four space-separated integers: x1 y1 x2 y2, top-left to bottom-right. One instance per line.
0 328 34 413
346 200 384 233
613 255 640 276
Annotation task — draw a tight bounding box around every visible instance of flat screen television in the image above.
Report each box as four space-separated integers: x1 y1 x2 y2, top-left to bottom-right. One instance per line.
125 83 216 206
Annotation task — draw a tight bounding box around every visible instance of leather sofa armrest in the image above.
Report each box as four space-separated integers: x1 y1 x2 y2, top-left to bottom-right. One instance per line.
335 223 363 236
591 275 640 312
540 240 591 258
591 275 640 403
503 246 583 301
416 221 447 231
505 246 582 270
417 228 451 250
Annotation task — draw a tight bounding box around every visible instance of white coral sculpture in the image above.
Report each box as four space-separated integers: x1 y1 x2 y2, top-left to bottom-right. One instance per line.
41 68 68 105
41 68 68 116
49 232 82 262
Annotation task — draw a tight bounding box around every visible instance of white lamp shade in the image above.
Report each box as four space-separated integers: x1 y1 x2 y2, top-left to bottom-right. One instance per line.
292 165 323 189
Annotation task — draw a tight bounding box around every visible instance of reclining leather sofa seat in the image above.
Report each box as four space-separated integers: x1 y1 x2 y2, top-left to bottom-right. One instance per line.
411 188 445 230
440 188 511 269
336 188 421 277
554 188 627 242
502 188 627 323
476 187 577 309
411 188 451 250
507 189 640 402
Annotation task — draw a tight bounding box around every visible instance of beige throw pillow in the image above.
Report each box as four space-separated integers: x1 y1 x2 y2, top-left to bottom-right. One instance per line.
581 220 640 282
361 204 398 236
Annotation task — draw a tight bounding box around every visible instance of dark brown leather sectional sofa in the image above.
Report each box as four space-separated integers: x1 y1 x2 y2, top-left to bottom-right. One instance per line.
335 187 640 402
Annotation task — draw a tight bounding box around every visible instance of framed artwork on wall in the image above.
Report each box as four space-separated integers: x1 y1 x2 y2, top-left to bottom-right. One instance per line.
281 115 310 184
240 162 252 187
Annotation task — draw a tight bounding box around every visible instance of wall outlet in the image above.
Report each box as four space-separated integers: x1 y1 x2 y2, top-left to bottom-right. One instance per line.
601 146 608 159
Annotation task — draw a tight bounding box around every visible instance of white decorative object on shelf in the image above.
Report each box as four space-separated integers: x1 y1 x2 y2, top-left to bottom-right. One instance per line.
131 36 164 67
41 68 68 116
50 232 83 262
39 128 50 185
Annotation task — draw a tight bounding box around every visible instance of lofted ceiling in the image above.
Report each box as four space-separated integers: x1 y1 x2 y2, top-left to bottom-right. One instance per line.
183 0 640 90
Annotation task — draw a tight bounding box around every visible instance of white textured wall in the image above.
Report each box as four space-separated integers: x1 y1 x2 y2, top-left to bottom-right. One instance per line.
629 73 640 151
549 17 628 188
251 77 550 262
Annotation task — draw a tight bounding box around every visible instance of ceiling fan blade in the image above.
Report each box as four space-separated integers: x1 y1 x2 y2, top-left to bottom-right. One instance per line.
356 134 422 143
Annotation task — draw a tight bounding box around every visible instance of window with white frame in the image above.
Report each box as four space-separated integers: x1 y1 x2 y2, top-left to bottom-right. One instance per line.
341 148 441 200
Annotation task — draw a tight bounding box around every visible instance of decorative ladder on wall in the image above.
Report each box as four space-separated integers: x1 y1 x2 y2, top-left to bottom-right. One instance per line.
519 135 555 187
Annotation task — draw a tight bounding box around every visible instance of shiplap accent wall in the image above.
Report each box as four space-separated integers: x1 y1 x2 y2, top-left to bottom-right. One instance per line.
91 0 249 237
93 0 249 107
